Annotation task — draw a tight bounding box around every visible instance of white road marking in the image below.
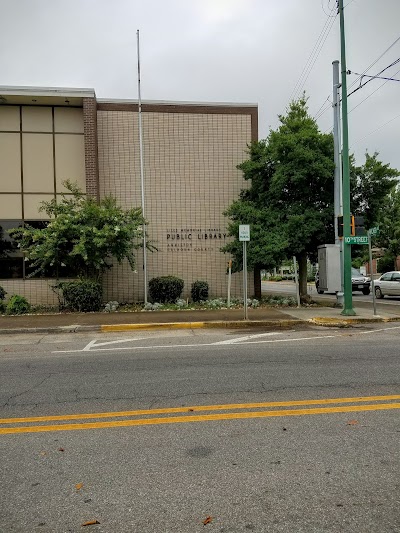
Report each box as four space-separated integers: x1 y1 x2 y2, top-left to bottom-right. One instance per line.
52 324 400 354
213 332 283 345
82 337 146 351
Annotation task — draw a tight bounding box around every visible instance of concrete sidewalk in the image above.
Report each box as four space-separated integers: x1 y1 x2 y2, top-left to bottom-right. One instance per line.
0 304 400 334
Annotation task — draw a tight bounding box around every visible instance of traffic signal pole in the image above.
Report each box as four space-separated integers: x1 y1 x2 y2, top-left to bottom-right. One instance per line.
338 0 356 316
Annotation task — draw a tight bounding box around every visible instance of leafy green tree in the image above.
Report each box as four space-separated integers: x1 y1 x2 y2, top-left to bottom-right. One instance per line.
350 152 399 228
224 96 400 299
224 97 335 298
10 181 152 280
376 186 400 269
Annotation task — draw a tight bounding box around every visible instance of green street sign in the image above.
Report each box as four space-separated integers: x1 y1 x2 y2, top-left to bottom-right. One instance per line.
369 226 379 236
344 236 368 245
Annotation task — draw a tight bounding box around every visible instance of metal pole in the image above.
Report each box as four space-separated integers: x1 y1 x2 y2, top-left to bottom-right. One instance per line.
333 60 344 306
293 256 301 308
243 241 248 320
137 29 148 304
333 60 340 245
368 231 378 317
338 0 356 316
227 259 232 307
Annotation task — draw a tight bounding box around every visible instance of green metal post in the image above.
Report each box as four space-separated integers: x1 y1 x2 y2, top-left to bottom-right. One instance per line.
339 0 356 316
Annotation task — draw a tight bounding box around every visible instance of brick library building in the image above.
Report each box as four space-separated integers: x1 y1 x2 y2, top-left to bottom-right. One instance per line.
0 86 258 305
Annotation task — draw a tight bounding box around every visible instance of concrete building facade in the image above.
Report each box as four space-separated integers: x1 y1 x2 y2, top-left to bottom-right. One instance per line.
0 87 257 305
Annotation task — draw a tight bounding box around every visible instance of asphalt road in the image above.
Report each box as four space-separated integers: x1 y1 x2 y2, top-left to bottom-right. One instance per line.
0 325 399 532
263 280 400 313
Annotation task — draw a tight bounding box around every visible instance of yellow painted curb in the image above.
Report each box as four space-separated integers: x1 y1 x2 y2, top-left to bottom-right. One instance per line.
101 319 303 332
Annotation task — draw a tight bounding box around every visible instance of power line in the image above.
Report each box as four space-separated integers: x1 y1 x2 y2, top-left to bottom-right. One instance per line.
349 65 400 114
347 35 400 92
351 112 400 147
349 72 400 83
347 57 400 98
288 4 337 103
313 95 332 119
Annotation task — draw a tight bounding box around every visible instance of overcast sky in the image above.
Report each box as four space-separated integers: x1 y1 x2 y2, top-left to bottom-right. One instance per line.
1 0 399 170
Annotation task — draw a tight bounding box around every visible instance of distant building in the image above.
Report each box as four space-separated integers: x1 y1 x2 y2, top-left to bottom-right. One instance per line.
0 86 258 304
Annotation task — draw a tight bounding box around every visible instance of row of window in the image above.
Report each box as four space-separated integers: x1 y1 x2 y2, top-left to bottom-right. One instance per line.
0 220 75 279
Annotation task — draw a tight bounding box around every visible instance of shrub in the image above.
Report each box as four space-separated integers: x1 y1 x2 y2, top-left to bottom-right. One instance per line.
6 295 31 315
191 280 209 302
57 279 103 312
104 301 119 313
377 253 396 274
269 275 283 282
0 286 6 301
148 276 184 303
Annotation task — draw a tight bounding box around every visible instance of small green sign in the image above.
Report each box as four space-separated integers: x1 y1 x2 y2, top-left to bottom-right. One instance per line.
344 236 369 245
369 226 379 236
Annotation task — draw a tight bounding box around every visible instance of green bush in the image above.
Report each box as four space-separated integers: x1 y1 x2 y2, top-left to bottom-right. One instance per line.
377 253 396 274
148 276 184 303
6 295 31 315
191 280 209 302
57 279 103 312
269 275 283 282
0 286 6 301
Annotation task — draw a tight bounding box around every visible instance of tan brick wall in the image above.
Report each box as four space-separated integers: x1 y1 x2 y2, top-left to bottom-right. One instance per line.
97 107 255 303
83 98 99 200
1 279 72 306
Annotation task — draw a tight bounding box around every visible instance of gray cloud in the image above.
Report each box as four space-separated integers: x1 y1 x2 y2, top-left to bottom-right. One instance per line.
1 0 399 169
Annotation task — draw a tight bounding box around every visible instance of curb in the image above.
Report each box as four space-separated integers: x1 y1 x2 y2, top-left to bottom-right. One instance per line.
0 325 101 335
1 316 400 335
310 316 400 327
100 319 304 332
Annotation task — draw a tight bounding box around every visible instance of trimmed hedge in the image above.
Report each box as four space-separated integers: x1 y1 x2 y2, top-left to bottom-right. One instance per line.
57 279 103 312
191 280 209 302
148 276 184 303
6 295 31 315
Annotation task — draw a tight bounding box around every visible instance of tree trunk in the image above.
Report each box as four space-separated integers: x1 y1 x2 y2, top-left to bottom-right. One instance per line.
254 265 261 299
297 252 308 300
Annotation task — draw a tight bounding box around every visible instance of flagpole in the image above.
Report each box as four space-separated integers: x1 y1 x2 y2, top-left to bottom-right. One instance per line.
137 29 148 304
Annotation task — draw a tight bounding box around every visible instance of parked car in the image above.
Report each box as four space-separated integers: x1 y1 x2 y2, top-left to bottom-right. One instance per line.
315 268 371 295
374 271 400 298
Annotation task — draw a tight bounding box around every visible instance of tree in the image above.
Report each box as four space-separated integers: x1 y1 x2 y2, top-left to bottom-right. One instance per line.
376 186 400 269
10 181 152 280
224 97 335 299
350 152 399 229
224 96 400 299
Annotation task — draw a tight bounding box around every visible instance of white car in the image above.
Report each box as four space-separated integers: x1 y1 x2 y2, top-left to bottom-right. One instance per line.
374 271 400 298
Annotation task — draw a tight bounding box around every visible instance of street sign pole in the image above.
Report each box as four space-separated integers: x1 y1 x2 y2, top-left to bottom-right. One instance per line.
243 241 248 320
368 230 379 317
293 256 301 308
239 225 250 320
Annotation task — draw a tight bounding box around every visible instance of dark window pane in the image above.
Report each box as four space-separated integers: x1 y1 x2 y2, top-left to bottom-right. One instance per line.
0 220 23 257
24 221 49 230
0 257 23 279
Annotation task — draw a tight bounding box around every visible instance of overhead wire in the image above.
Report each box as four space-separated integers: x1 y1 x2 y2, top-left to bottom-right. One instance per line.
288 1 337 104
351 112 400 147
348 65 400 114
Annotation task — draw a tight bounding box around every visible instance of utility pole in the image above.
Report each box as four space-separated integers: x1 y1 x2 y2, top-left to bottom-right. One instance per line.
338 0 356 315
137 29 148 304
332 60 344 304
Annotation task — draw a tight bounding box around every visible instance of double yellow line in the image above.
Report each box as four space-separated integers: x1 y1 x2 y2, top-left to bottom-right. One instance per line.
1 395 399 435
